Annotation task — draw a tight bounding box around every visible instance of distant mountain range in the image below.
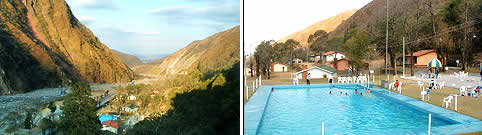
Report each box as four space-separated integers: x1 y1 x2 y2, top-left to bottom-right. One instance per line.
131 54 170 63
111 50 145 68
0 0 134 93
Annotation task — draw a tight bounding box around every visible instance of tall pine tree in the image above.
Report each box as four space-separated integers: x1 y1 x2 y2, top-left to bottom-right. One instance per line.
59 82 101 135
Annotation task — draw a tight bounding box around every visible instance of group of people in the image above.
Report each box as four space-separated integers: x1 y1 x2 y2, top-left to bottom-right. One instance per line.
329 88 370 96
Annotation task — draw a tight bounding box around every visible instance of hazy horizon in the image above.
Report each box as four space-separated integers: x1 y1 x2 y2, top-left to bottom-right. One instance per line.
65 0 240 57
244 0 372 54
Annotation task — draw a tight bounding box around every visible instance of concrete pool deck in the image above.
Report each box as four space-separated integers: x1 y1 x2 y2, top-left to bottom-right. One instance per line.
244 84 482 135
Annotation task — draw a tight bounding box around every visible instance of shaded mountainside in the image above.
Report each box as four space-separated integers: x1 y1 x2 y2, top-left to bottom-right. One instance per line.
150 26 240 76
0 0 134 93
330 0 446 37
277 9 357 47
112 50 145 68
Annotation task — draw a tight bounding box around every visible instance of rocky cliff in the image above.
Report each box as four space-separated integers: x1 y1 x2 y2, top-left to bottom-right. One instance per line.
0 0 134 93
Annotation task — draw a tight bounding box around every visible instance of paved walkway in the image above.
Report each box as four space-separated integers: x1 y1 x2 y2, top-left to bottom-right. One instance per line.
405 73 482 89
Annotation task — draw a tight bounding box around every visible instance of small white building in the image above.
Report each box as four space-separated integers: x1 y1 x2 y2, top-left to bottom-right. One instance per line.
323 51 345 62
294 65 337 79
292 58 303 64
271 62 288 72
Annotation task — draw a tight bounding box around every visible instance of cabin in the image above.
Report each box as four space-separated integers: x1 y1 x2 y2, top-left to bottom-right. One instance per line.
323 51 345 63
101 120 119 134
406 49 438 67
328 58 351 71
292 58 303 64
294 65 337 79
271 62 288 72
308 53 322 62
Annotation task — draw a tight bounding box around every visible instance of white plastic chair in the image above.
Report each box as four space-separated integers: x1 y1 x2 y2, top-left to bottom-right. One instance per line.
443 96 453 108
293 78 299 85
417 81 424 90
460 86 467 96
388 82 395 90
439 82 445 89
453 72 460 78
421 90 428 101
397 82 402 93
346 77 352 84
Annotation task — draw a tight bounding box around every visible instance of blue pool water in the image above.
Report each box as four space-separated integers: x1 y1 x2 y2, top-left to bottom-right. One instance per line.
99 115 117 123
257 87 454 135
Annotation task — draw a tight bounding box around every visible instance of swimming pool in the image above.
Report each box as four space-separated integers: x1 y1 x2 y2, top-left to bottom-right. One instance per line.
244 84 482 135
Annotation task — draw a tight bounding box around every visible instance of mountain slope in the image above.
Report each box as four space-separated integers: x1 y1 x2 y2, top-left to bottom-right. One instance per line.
277 9 357 47
329 0 446 37
151 26 240 76
112 50 144 68
0 0 134 93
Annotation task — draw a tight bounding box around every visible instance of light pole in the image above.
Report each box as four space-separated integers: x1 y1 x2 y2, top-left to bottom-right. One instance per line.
386 0 389 81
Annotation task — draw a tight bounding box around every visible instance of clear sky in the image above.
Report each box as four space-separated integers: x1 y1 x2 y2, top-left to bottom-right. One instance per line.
244 0 373 54
66 0 240 57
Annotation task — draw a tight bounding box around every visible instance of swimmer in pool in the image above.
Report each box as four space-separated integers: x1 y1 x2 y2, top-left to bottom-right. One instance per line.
355 89 358 93
367 88 371 93
345 93 348 96
271 88 274 92
329 91 333 95
360 92 363 96
340 92 343 95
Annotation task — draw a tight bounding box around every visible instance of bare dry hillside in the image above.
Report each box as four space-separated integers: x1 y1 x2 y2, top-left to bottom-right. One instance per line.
148 26 240 76
277 9 358 47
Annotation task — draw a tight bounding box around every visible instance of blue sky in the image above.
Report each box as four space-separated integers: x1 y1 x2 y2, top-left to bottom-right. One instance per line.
65 0 240 57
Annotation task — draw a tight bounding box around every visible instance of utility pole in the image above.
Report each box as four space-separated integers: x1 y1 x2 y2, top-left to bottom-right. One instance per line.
386 0 389 81
403 37 406 77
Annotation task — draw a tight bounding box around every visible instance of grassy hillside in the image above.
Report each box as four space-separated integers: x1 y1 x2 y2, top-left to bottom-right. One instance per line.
0 0 134 93
112 50 145 68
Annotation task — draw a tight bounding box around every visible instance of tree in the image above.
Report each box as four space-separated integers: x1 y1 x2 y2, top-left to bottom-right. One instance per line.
441 0 481 70
273 39 298 65
283 39 299 65
343 29 370 73
293 47 308 62
58 81 101 135
39 118 55 135
309 30 329 63
24 111 33 129
254 40 275 79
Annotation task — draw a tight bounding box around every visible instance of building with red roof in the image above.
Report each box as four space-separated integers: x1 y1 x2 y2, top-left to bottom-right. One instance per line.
406 49 439 67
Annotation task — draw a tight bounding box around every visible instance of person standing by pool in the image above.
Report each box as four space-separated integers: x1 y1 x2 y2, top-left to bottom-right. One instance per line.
328 76 333 84
394 80 400 89
428 68 432 78
306 73 311 85
435 68 439 79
